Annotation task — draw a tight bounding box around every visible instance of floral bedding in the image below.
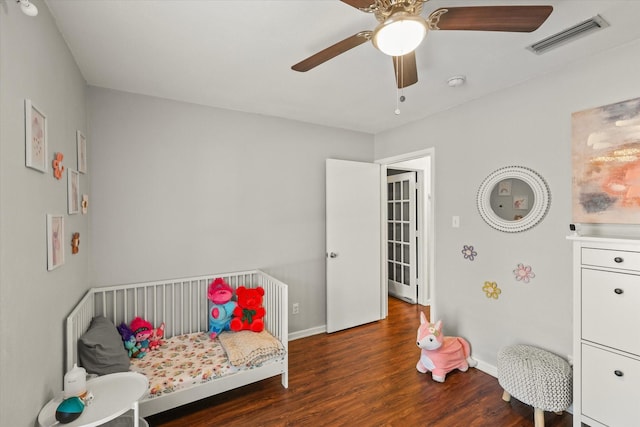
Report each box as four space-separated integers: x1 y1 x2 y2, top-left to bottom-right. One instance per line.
129 330 286 399
130 332 237 399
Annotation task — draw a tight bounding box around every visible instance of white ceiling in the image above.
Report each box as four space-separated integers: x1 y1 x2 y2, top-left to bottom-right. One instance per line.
44 0 640 134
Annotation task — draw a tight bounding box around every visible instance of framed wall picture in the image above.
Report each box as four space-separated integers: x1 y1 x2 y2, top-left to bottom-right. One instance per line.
572 96 640 223
513 195 529 210
68 169 80 214
25 99 47 172
497 180 512 196
77 130 87 173
47 214 64 270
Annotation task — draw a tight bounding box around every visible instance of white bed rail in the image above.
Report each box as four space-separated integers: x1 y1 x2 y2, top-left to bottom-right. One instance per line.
66 270 288 374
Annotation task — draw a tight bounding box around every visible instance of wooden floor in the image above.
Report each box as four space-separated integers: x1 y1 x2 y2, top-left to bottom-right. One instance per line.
147 298 572 427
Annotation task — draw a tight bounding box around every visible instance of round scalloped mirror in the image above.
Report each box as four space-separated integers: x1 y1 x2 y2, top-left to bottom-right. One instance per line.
477 166 551 233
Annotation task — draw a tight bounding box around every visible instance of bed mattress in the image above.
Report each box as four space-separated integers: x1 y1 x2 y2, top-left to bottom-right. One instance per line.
129 330 286 400
130 332 237 399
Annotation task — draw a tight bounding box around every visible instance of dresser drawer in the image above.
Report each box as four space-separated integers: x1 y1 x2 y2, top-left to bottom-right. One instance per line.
582 268 640 356
582 247 640 271
582 344 640 427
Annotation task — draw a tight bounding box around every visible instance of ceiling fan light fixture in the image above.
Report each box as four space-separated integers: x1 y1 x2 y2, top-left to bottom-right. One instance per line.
372 12 427 57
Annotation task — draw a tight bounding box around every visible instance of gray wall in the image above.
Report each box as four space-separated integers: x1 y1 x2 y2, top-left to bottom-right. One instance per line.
0 1 88 426
375 39 640 369
5 2 640 425
86 87 374 336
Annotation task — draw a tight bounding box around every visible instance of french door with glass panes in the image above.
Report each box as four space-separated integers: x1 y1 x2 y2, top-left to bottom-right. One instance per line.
387 172 418 303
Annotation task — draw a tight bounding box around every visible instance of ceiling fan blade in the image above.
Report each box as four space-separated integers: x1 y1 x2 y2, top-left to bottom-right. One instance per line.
292 32 371 72
392 51 418 89
429 6 553 33
340 0 376 11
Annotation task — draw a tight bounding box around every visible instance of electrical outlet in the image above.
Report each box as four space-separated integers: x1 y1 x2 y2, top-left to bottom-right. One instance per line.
292 302 300 315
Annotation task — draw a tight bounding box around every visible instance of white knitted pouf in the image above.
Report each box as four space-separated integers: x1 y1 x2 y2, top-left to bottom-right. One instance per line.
497 344 572 427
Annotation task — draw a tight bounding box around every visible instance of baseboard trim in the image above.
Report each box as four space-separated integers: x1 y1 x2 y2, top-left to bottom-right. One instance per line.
289 325 326 341
474 358 497 378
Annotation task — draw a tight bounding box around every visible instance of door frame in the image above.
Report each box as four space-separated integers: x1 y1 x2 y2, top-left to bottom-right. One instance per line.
376 148 435 319
386 170 419 303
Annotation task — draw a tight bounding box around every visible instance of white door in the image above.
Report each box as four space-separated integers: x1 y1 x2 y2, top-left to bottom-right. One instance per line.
387 172 418 303
326 159 382 333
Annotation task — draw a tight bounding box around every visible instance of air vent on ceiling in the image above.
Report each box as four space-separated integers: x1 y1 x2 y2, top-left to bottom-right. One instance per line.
527 15 609 54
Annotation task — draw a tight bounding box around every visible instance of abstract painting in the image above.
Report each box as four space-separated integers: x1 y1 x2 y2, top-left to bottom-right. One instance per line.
572 97 640 224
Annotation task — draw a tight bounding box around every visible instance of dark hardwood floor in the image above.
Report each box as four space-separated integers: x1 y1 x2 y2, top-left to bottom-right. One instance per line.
147 297 572 427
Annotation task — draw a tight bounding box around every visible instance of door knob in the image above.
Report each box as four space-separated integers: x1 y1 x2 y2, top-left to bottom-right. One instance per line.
329 252 338 258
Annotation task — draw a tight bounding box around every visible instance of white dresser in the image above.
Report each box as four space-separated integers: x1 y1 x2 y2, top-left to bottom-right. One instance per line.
569 236 640 427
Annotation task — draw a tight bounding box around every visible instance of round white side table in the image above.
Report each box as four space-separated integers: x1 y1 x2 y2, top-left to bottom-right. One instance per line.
38 372 148 427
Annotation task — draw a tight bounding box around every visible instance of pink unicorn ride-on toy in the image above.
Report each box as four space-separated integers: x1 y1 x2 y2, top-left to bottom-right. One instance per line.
416 312 477 382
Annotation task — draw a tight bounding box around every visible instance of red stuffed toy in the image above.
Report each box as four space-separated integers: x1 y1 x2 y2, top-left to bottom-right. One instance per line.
230 286 265 332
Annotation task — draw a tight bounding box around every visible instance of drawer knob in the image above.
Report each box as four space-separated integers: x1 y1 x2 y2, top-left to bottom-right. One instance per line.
614 256 624 263
614 370 624 377
614 288 624 295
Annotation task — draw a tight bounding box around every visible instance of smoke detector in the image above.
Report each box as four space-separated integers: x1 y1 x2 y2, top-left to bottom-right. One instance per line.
447 75 466 87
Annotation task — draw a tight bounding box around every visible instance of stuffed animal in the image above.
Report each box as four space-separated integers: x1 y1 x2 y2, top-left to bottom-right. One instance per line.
148 322 165 350
130 317 153 354
116 322 144 358
230 286 265 332
416 312 477 382
207 278 237 339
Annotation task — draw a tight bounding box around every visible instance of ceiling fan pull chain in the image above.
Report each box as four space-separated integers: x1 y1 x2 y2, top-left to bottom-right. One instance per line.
395 55 401 115
400 54 406 102
394 54 407 115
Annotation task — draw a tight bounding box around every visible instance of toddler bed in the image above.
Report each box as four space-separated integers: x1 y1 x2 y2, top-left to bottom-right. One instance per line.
66 270 288 417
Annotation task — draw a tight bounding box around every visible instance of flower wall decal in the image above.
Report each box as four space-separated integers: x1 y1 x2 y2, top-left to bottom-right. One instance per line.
513 264 536 283
482 281 501 299
53 152 64 180
71 232 80 254
462 245 477 261
81 194 89 214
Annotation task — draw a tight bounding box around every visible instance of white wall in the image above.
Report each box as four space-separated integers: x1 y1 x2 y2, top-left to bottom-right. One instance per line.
375 39 640 370
0 1 88 426
87 87 374 335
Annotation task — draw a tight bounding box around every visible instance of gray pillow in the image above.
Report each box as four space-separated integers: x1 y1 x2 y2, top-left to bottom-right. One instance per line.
77 316 130 375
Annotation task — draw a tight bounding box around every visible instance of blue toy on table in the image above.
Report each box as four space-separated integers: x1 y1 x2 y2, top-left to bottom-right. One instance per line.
55 396 84 424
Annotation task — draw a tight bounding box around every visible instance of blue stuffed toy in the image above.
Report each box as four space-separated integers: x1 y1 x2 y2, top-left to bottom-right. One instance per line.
117 322 144 358
207 278 237 339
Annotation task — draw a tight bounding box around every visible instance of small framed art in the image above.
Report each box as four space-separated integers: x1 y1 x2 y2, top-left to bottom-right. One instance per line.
77 130 87 173
513 195 529 210
497 180 512 196
47 214 64 270
25 99 47 172
68 169 80 214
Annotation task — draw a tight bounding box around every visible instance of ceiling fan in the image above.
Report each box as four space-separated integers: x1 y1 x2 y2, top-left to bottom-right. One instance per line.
291 0 553 88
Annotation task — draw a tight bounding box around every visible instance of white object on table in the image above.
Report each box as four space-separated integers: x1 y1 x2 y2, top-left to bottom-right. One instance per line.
38 372 148 427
